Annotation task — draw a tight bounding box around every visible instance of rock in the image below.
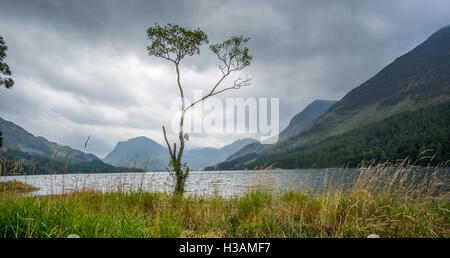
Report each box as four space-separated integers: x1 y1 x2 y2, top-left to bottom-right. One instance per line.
367 234 380 238
67 234 80 238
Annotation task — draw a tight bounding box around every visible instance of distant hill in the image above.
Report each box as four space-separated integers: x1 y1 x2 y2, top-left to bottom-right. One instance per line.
184 138 258 170
215 25 450 169
103 136 168 170
0 117 98 162
279 100 337 141
103 136 258 171
0 117 140 175
224 99 336 162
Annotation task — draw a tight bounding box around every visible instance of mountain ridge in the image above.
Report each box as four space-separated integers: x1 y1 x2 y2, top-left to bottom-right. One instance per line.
103 136 258 170
215 101 450 170
0 117 99 162
0 117 141 175
216 24 450 169
279 99 337 141
224 99 337 162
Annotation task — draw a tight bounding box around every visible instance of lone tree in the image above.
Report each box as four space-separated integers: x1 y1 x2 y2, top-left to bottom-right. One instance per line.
146 24 252 195
0 35 14 148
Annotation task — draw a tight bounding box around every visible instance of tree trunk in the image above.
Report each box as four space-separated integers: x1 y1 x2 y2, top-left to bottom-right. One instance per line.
163 62 190 196
173 166 189 195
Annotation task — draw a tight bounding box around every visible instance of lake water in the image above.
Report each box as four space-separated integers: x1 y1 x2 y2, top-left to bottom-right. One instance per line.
1 168 448 197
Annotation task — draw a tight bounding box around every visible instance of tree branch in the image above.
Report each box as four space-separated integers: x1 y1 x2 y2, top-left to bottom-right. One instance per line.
184 74 251 112
210 75 252 96
162 126 175 160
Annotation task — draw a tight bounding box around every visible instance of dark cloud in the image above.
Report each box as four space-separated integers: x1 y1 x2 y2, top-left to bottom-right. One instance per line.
0 0 449 157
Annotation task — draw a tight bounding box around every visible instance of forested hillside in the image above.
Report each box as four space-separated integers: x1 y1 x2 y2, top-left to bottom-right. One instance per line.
0 149 142 175
216 102 450 169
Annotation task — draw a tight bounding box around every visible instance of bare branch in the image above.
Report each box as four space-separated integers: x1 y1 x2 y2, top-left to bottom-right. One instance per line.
211 75 252 96
180 35 253 112
162 126 175 160
183 72 229 111
184 74 252 112
173 142 177 160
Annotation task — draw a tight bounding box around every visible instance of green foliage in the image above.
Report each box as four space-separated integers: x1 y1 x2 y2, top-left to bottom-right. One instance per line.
0 35 14 89
280 190 308 204
0 35 14 148
146 23 209 63
210 35 252 71
238 189 272 218
153 211 182 238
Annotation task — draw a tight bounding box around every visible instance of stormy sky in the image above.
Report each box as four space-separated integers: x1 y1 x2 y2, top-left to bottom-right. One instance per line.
0 0 449 158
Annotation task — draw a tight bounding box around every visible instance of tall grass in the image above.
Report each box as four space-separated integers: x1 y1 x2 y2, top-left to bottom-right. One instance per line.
0 161 448 238
0 180 38 194
0 155 27 176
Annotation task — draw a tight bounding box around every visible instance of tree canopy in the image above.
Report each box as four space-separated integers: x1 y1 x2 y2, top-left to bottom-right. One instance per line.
0 35 14 89
146 23 209 64
0 35 14 148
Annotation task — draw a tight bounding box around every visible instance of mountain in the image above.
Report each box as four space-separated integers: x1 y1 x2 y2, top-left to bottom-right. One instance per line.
0 117 98 162
294 25 450 146
224 99 337 162
215 25 450 169
185 138 258 170
216 102 450 169
0 117 139 175
103 136 258 170
278 100 337 141
103 136 168 170
215 138 259 159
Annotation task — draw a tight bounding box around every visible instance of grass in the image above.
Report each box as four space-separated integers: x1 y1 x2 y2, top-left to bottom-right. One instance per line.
0 162 448 238
0 180 38 194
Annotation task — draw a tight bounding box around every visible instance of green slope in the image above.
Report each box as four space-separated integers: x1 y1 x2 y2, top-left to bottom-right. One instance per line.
289 25 450 149
0 117 140 175
279 100 337 141
287 25 450 147
0 117 98 162
216 101 450 169
224 99 337 162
